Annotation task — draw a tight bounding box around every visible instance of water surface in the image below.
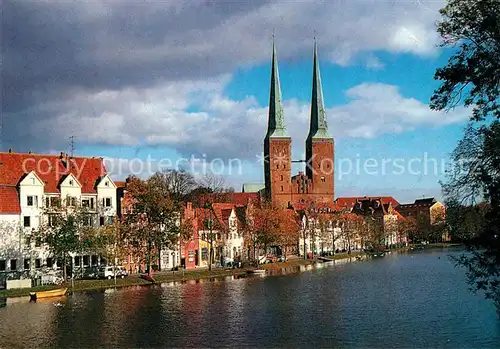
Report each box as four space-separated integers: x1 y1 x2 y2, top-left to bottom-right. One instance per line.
1 248 498 348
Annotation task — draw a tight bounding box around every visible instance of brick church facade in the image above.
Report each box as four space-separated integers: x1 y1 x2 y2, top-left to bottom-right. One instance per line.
264 40 334 209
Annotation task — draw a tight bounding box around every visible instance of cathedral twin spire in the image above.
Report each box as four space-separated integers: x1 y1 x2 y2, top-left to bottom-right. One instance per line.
265 37 332 140
265 38 288 138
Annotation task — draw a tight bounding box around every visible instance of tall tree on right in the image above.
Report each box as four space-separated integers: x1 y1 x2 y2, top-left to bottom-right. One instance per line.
431 0 500 312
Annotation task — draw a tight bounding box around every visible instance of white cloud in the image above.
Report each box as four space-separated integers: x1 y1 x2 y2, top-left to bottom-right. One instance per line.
23 77 467 164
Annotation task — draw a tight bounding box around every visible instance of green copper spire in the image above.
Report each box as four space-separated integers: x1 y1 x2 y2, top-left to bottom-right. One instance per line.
307 40 332 140
266 36 288 138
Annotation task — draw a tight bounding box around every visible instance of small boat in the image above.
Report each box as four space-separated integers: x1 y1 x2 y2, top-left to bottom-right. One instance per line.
317 256 334 262
246 269 266 275
29 288 68 301
140 274 156 283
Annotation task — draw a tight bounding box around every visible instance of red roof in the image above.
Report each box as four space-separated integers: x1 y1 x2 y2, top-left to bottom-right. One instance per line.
0 152 107 214
200 192 260 206
0 152 106 193
0 186 21 214
115 181 126 189
335 196 400 209
293 201 343 212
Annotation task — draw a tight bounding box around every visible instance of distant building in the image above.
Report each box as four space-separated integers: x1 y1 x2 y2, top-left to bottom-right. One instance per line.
397 197 449 242
397 197 446 226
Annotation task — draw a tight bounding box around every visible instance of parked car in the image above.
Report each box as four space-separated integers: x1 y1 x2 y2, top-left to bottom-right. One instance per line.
98 266 128 279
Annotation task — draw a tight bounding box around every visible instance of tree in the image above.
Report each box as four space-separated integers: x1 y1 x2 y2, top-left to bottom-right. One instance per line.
446 199 489 241
36 203 90 281
124 175 186 274
397 216 418 245
430 0 500 121
274 209 300 258
244 202 280 266
200 201 226 271
150 169 196 203
338 213 364 254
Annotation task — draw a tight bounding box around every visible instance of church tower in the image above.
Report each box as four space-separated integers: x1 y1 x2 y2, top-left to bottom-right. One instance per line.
305 41 335 202
264 38 292 207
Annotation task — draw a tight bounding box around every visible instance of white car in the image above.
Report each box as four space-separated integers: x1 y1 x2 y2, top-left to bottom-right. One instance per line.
98 266 128 279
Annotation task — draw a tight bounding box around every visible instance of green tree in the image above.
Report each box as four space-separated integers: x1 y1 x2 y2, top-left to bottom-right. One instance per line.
430 0 500 121
432 0 500 313
36 203 90 281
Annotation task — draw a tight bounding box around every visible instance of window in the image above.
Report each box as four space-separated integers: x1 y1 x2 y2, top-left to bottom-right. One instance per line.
10 259 17 271
164 253 169 265
35 236 41 247
69 180 74 186
35 259 41 269
24 259 30 270
24 216 31 227
48 214 58 227
25 236 31 247
83 255 90 267
66 196 76 206
46 196 60 208
107 216 113 225
280 175 283 181
201 248 208 261
91 255 98 266
321 176 326 182
276 164 279 169
99 217 105 226
32 178 36 185
102 197 112 207
0 260 5 271
281 185 284 192
105 181 109 187
74 256 81 266
27 195 37 206
283 164 285 169
46 258 53 268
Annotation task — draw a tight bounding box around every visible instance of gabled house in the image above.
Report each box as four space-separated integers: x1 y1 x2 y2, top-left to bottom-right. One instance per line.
0 150 117 280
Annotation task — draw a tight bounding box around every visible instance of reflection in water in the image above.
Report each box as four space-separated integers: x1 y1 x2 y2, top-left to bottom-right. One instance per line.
0 294 59 349
0 248 499 348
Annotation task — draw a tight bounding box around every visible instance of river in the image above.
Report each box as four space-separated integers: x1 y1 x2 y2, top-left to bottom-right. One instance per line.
0 248 498 348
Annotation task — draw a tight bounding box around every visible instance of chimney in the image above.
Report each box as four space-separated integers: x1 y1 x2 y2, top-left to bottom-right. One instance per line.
8 148 13 153
60 152 68 168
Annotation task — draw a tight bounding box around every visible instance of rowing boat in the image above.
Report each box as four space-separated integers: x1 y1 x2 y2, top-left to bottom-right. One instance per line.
30 288 68 301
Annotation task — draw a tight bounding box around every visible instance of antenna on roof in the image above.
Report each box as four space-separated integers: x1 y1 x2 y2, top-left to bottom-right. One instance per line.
69 135 75 158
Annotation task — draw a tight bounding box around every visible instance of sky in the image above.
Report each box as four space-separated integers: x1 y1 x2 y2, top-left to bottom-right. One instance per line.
1 0 470 203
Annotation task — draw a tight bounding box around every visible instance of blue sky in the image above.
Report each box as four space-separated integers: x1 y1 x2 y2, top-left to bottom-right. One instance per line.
77 47 467 203
3 1 470 203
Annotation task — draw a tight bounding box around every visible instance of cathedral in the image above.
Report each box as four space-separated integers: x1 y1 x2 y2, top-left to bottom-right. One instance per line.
262 40 335 209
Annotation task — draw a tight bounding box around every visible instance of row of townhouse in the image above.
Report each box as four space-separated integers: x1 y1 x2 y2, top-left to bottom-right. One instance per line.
296 197 409 256
0 150 118 283
296 196 448 256
117 182 255 272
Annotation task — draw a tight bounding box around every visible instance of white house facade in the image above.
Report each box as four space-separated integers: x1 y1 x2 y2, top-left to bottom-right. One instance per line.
0 150 118 285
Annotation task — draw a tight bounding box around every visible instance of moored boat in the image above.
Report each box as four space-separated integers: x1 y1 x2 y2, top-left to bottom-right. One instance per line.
30 288 68 301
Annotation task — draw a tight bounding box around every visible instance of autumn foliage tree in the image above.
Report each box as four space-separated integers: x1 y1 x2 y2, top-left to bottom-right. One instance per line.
274 209 301 258
124 175 189 274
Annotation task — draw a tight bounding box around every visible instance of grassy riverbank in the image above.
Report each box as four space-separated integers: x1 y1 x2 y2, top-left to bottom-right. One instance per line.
0 243 461 299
